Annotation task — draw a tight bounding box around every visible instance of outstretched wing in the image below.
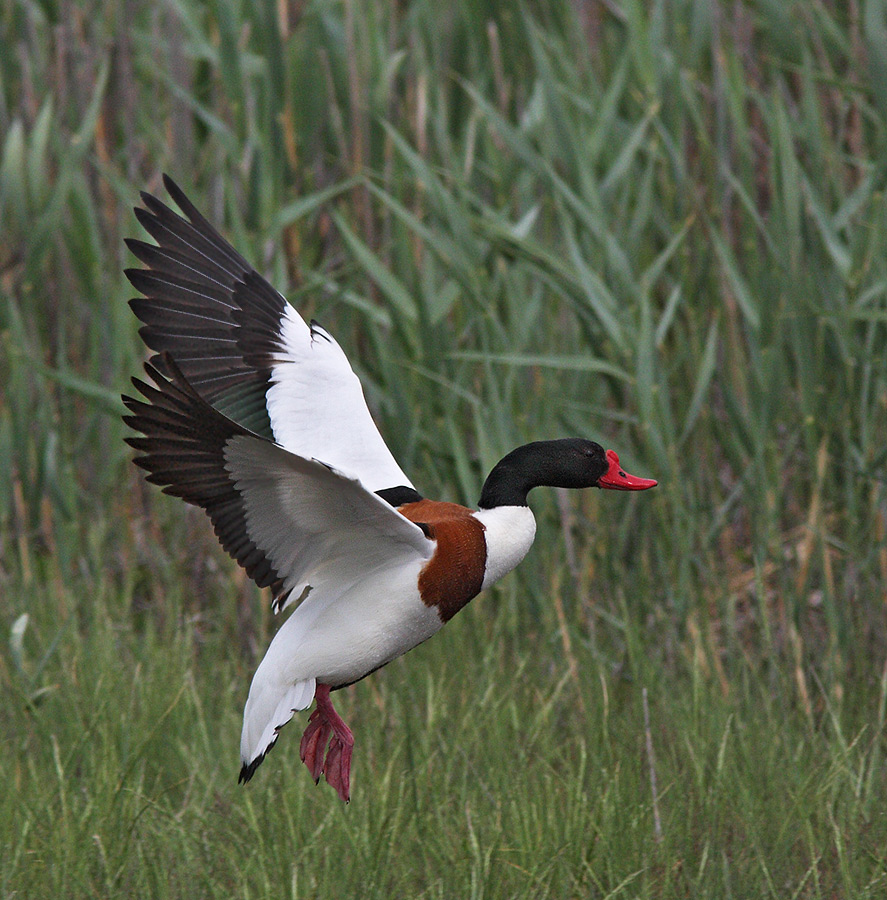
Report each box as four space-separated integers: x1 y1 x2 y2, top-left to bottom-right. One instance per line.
122 356 433 613
125 175 415 495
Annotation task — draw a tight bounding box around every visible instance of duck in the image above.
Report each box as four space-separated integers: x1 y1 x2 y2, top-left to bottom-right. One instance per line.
122 175 657 802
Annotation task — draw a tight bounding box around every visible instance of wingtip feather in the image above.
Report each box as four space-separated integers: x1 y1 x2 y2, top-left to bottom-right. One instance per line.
162 173 189 211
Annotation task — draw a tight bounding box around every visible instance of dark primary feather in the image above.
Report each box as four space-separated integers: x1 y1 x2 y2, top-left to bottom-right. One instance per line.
122 353 291 608
125 174 289 439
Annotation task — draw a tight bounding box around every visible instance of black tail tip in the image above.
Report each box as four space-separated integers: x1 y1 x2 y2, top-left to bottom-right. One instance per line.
238 755 264 784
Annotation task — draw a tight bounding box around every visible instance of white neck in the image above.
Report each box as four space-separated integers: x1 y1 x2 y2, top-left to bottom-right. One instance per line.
474 506 537 591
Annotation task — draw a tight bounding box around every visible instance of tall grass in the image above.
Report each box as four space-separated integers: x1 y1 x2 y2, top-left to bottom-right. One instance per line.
2 1 886 896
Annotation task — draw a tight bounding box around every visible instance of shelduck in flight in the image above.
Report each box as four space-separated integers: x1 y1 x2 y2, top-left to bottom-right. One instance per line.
122 176 657 802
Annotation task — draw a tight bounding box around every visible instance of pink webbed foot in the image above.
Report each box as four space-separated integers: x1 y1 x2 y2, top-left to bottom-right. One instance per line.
298 684 355 802
299 709 332 783
322 734 354 801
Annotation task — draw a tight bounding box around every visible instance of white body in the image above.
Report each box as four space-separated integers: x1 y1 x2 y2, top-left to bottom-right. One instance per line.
239 504 538 770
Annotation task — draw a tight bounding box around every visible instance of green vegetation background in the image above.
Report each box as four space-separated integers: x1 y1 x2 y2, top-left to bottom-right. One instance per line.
2 0 887 896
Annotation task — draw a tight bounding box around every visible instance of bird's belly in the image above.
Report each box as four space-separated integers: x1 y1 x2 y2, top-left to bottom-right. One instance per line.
271 563 444 688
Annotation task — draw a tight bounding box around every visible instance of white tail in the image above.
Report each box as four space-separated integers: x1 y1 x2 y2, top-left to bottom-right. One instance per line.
240 676 317 773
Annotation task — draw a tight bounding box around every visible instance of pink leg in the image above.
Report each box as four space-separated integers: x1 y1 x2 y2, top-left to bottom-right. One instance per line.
298 684 354 802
